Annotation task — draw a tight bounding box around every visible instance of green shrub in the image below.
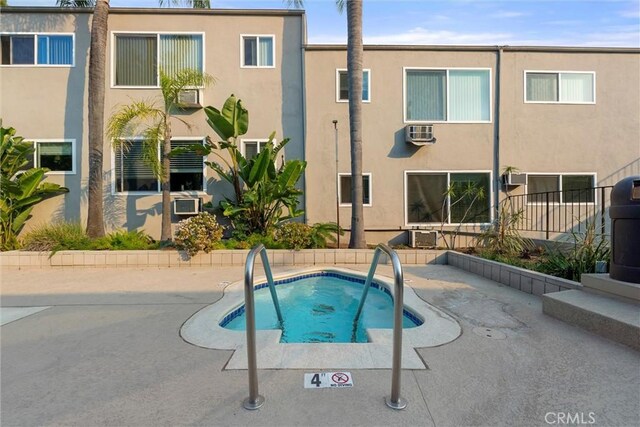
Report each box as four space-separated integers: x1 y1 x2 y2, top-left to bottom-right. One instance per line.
535 222 610 282
21 222 92 252
274 222 312 250
94 229 158 250
309 222 342 248
174 213 224 257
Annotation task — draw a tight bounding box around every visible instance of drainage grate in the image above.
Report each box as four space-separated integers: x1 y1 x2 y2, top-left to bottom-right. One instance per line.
472 327 506 340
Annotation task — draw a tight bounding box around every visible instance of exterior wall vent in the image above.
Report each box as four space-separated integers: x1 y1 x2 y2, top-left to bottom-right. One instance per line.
410 230 438 248
405 125 436 146
174 198 200 215
177 89 201 109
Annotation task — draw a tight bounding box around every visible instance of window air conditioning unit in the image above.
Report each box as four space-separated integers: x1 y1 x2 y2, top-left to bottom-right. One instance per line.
177 89 201 109
502 172 527 186
405 125 436 146
410 230 439 248
173 198 200 215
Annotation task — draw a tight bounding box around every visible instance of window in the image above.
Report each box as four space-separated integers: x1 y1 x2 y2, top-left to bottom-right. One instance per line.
336 69 370 102
405 172 490 224
339 174 372 206
525 71 595 103
241 35 274 67
405 68 490 122
1 34 73 66
169 140 204 192
114 33 203 87
114 139 204 193
242 140 269 160
527 174 595 204
32 140 75 174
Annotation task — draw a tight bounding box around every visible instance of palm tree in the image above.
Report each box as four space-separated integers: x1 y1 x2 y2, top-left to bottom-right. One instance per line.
288 0 366 248
57 0 109 238
107 69 213 241
57 0 211 239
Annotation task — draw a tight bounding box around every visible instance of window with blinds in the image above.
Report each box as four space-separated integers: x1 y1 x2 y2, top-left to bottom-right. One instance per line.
525 71 595 103
114 33 203 87
114 139 204 193
1 34 73 66
115 141 159 193
169 140 204 192
405 69 490 122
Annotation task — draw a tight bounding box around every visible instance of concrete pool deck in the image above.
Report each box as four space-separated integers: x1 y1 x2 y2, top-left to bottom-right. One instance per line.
1 264 639 426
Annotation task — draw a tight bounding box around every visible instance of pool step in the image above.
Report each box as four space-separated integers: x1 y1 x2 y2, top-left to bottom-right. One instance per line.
542 289 640 351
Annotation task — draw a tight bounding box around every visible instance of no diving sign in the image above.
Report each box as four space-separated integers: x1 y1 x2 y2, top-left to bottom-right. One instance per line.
304 372 353 388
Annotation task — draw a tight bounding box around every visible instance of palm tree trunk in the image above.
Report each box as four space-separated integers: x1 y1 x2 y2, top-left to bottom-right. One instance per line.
347 0 366 248
161 118 172 241
86 0 109 238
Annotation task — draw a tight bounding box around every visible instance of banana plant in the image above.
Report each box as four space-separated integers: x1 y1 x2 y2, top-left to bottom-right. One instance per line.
1 125 68 250
219 141 305 234
203 94 249 204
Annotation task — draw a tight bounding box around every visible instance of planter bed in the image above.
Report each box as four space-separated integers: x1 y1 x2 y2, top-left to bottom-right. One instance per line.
448 251 581 295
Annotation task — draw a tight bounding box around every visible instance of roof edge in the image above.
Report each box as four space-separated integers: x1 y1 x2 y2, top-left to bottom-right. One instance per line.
0 6 305 16
305 44 640 54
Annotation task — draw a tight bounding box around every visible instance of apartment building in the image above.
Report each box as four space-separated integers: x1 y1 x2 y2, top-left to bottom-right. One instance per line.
1 7 306 236
304 45 640 243
1 7 639 243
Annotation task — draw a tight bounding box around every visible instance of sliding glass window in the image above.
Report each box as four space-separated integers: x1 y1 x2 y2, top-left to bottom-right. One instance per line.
1 34 73 66
114 33 203 87
525 71 594 103
405 68 490 122
406 172 490 224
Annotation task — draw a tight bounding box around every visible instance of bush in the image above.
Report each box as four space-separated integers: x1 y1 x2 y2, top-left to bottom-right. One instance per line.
21 222 92 252
309 222 342 248
274 222 312 250
535 222 610 282
174 213 224 257
94 229 158 250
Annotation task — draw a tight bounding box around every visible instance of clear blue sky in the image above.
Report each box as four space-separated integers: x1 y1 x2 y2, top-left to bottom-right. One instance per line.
10 0 640 47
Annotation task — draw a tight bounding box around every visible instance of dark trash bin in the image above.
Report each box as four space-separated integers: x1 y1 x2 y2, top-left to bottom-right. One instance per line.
610 176 640 283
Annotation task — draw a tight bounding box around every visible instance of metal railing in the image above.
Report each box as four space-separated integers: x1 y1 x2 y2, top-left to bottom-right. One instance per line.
355 243 407 410
504 186 613 239
241 243 407 411
242 244 283 410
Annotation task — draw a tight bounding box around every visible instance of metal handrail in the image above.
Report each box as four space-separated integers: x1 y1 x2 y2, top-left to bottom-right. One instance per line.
242 244 284 410
355 243 407 410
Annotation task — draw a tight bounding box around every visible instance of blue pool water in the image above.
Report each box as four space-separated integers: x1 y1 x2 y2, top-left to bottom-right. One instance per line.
220 272 422 343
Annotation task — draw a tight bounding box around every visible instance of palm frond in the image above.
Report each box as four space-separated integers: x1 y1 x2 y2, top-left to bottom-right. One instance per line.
158 0 210 8
284 0 305 8
141 129 164 180
56 0 96 6
107 100 163 141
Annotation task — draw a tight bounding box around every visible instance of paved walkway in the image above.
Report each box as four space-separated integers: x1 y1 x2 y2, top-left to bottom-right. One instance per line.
1 265 639 426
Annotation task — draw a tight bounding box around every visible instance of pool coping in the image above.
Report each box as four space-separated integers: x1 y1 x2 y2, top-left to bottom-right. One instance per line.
179 266 462 370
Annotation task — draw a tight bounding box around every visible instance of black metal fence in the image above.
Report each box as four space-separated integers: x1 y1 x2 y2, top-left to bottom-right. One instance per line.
503 186 613 239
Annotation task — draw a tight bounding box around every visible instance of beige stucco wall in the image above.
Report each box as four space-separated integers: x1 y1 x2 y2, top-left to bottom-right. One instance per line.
499 50 640 189
1 9 305 239
304 47 497 235
303 47 640 243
